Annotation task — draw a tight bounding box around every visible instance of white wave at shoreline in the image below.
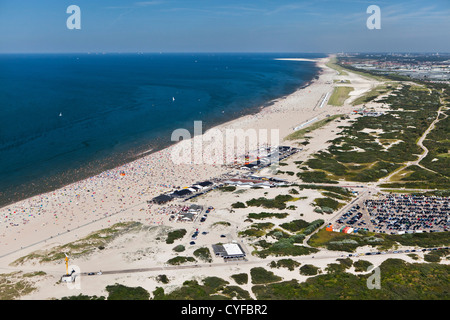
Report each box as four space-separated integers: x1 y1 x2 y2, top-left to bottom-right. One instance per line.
275 58 319 62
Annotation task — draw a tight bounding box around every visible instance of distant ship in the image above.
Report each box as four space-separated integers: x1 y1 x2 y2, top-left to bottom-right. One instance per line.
59 112 62 117
172 97 175 101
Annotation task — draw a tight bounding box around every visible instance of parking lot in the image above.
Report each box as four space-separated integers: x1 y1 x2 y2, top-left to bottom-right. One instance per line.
332 193 450 235
364 194 449 234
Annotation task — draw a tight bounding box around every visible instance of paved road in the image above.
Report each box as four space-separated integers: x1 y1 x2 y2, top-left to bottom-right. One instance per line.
78 245 448 277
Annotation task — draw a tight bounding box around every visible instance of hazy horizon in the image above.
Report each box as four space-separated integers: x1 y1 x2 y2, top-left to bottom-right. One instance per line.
1 0 449 54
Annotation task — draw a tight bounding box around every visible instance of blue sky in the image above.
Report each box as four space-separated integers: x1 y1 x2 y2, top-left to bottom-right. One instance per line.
0 0 449 53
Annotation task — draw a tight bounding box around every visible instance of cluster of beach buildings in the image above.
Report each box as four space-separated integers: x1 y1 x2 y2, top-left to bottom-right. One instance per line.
238 146 301 171
150 180 216 205
149 145 297 205
352 109 384 117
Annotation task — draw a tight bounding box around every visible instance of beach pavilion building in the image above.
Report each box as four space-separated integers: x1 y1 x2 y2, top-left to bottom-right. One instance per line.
150 194 173 205
212 243 246 261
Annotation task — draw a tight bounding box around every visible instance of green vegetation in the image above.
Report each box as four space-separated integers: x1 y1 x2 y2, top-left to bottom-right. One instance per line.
352 84 391 106
313 197 344 212
193 247 212 263
12 222 141 265
251 219 323 258
299 264 320 276
280 219 310 233
314 197 346 213
153 277 251 300
252 259 450 300
0 272 39 300
326 57 349 76
296 171 338 184
61 294 106 300
106 283 150 300
231 202 246 209
250 267 283 284
22 271 46 277
253 240 318 259
221 286 252 300
218 186 237 192
297 184 354 197
246 195 297 210
267 228 297 240
353 260 373 272
212 221 231 227
269 259 301 271
167 256 196 265
231 273 248 285
309 227 450 252
239 222 275 238
424 249 449 263
328 86 354 106
332 59 390 81
166 229 187 244
286 114 343 141
300 84 444 184
247 212 289 220
156 274 169 284
173 245 185 252
301 219 325 236
326 262 348 274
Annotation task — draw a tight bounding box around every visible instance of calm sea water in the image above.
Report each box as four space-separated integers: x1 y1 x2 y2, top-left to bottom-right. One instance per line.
0 53 324 206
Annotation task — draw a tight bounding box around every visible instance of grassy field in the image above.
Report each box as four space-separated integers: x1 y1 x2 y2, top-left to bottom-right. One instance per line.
308 226 450 252
12 221 141 265
326 57 349 76
351 83 392 106
285 114 344 141
0 271 44 300
328 86 354 106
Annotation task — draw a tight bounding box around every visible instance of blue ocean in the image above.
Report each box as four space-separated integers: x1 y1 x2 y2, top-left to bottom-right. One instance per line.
0 53 324 206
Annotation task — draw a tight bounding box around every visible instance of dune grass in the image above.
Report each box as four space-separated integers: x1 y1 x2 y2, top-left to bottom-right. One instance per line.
328 86 354 106
285 114 343 141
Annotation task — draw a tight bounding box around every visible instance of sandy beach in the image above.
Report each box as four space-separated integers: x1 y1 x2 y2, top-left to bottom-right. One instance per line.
0 55 403 300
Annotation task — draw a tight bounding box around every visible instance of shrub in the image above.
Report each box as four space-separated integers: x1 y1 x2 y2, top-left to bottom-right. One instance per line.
280 219 310 233
250 267 282 284
246 195 295 210
173 245 185 252
247 212 289 220
269 259 301 271
353 260 373 272
314 197 341 211
231 202 246 209
193 247 212 263
167 256 196 265
302 219 325 235
166 229 187 244
299 264 320 276
106 284 150 300
61 294 105 300
231 273 248 285
156 274 169 284
219 186 237 192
